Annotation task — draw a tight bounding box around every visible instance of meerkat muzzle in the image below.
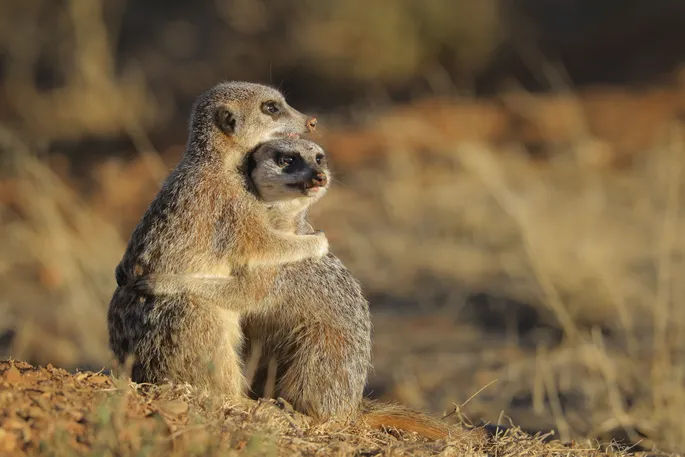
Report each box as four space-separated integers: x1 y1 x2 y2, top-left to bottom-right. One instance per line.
288 173 328 194
306 117 317 132
302 172 327 189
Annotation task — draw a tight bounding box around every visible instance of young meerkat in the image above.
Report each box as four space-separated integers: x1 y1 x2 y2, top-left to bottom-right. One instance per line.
137 138 489 443
107 81 327 400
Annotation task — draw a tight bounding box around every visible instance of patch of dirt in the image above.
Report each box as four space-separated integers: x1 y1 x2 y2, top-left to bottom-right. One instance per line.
0 359 635 457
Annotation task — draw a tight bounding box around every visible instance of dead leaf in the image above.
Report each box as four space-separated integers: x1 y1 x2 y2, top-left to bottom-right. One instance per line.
4 418 28 430
158 399 189 416
90 374 110 385
67 410 84 422
5 365 22 384
27 406 44 418
0 429 19 452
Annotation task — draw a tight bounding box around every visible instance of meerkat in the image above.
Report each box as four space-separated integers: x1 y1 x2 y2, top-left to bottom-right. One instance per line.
107 81 328 401
135 138 489 443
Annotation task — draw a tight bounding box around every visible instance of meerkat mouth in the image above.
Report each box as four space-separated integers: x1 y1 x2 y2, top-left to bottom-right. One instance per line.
287 181 324 195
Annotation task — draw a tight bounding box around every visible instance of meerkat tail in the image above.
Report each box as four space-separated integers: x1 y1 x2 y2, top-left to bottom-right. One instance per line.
359 399 488 442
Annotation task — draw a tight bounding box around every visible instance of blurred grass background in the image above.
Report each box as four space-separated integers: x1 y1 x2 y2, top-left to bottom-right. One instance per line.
2 0 685 453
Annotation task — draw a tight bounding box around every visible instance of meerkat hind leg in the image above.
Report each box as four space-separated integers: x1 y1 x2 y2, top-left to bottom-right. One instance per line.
136 297 246 400
274 323 365 422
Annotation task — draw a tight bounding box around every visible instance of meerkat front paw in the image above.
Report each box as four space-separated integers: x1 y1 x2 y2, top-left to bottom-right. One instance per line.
132 275 158 296
311 230 329 258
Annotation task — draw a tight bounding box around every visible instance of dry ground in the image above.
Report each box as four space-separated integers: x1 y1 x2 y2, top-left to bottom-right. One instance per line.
0 359 649 457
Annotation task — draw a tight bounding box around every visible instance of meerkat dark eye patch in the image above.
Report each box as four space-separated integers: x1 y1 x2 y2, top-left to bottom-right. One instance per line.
275 152 296 168
315 153 325 165
215 107 237 135
262 101 282 117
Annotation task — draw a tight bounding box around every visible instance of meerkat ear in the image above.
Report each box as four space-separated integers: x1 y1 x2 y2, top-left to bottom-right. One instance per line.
216 107 238 135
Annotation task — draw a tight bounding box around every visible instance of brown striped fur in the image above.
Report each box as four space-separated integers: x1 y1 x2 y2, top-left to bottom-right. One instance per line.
106 82 326 400
137 139 488 442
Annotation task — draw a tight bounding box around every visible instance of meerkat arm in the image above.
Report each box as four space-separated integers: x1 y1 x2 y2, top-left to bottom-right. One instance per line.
133 273 264 312
241 227 329 268
215 198 328 269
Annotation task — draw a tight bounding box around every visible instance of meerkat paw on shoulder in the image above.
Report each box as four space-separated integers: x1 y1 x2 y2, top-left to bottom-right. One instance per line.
310 230 329 258
291 230 328 261
131 275 159 296
132 273 184 296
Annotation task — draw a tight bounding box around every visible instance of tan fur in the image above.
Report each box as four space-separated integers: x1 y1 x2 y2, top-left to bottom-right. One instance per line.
107 81 325 400
360 399 489 442
137 139 488 442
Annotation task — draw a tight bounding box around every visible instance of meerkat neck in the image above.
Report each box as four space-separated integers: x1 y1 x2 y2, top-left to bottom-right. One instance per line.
178 141 250 193
266 200 311 234
182 131 246 170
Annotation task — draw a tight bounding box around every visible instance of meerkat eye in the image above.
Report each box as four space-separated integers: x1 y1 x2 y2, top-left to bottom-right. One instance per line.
276 153 294 167
315 154 325 165
262 101 281 116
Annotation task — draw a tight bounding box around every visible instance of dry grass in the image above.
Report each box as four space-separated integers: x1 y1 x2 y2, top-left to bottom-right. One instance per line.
4 95 685 454
0 124 123 368
308 104 685 452
2 1 685 455
0 359 646 456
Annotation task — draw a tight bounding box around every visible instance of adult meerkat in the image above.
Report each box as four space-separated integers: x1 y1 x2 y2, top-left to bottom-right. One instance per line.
137 139 489 443
107 82 327 400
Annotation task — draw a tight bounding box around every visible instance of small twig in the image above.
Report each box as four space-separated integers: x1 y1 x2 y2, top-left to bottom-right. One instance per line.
442 378 499 421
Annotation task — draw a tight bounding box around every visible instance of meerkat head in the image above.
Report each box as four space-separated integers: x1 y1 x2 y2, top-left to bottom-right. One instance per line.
187 81 317 154
249 138 330 207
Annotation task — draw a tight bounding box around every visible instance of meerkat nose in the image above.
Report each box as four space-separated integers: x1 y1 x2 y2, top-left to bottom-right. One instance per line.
312 172 327 186
306 117 317 132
